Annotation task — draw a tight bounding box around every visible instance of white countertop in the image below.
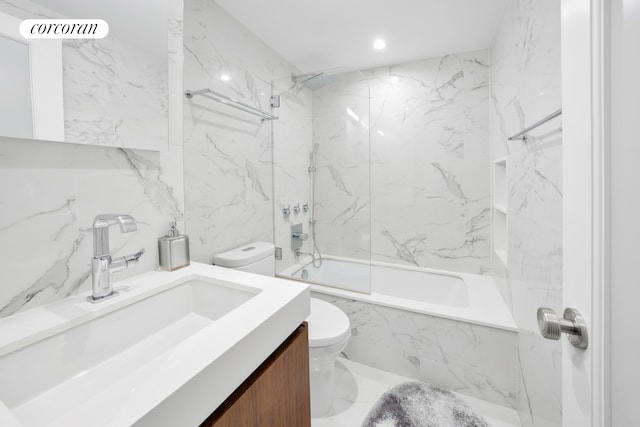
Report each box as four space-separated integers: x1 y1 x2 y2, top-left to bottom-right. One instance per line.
0 262 310 427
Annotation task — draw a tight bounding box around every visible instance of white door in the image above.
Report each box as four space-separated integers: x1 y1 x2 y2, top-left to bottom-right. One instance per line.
560 0 608 425
609 0 640 425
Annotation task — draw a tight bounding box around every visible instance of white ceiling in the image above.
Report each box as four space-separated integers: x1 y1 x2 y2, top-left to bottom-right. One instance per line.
215 0 507 74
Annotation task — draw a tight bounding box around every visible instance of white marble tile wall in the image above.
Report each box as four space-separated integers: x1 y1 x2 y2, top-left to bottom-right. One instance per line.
183 0 312 264
62 38 168 151
272 80 313 273
312 292 520 409
368 52 491 274
311 52 491 275
0 0 168 151
0 1 184 318
0 141 184 318
489 0 563 426
311 72 372 261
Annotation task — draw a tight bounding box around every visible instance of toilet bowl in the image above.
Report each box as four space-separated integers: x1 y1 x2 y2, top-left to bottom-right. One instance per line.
213 242 351 417
307 298 350 416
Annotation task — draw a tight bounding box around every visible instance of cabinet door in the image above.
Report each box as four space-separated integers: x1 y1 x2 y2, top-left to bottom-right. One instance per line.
202 323 311 427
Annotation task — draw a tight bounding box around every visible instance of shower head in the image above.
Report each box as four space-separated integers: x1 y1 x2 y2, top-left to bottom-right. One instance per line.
291 72 331 91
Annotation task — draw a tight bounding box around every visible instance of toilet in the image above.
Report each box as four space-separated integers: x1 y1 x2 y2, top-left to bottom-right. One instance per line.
213 242 351 417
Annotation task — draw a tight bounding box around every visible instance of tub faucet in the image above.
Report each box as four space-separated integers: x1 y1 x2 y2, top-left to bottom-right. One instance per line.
294 248 312 258
89 214 145 303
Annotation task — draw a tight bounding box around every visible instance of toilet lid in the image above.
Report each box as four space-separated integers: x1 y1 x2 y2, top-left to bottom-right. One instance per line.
307 298 351 348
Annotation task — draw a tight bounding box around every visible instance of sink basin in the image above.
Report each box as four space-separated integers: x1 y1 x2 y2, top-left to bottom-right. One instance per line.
0 263 310 426
1 277 258 426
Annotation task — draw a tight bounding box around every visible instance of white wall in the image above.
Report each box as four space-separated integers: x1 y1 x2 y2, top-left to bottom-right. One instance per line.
272 81 313 274
312 51 492 275
0 0 168 151
490 0 563 426
182 0 312 264
0 0 184 318
311 71 371 262
0 0 313 317
369 52 491 274
314 291 520 408
610 0 640 424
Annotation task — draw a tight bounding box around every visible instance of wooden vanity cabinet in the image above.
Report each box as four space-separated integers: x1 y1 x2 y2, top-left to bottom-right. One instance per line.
200 323 311 427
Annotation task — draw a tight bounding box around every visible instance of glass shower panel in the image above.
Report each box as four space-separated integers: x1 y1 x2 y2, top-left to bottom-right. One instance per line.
272 71 371 294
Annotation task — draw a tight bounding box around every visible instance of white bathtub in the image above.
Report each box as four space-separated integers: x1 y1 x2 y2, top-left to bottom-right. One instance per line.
280 256 516 331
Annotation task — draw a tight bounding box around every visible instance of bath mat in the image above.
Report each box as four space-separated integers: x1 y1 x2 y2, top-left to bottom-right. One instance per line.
362 381 489 427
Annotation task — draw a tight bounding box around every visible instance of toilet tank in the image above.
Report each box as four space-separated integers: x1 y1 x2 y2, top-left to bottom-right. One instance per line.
212 242 275 277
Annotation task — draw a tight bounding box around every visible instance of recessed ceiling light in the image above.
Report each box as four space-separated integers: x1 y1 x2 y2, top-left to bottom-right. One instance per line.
390 76 400 85
220 74 230 82
373 38 386 50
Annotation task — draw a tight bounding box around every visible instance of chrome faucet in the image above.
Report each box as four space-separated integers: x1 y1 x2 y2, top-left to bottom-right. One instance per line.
294 248 312 258
292 231 309 241
89 214 145 303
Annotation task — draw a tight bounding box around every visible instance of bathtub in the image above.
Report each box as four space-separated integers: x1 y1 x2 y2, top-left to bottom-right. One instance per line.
280 255 519 407
280 255 516 331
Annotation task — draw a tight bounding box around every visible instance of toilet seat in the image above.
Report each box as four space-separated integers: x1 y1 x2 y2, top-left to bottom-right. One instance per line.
307 298 350 348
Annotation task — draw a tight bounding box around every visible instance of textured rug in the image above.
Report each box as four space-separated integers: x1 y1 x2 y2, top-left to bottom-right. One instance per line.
362 382 489 427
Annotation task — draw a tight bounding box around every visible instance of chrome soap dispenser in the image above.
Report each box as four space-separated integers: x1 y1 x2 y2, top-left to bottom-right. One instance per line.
158 221 190 271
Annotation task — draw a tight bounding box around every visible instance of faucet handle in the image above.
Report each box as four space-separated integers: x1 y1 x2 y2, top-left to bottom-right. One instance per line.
125 248 145 264
292 231 308 241
110 248 145 272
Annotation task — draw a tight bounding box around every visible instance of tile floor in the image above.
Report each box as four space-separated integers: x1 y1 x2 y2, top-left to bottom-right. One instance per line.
312 357 521 427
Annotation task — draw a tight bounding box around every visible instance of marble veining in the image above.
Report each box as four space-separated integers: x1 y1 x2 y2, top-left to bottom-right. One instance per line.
312 292 520 409
0 144 185 317
183 0 313 266
0 237 88 316
327 166 354 197
0 0 168 151
431 163 467 200
119 149 183 220
311 52 491 274
311 71 372 261
245 160 270 201
0 0 184 318
380 231 426 266
63 38 168 151
490 0 563 426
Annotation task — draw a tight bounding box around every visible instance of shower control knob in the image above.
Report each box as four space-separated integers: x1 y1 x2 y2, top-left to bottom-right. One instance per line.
293 203 300 214
282 206 291 217
292 231 308 241
303 202 309 213
537 307 588 349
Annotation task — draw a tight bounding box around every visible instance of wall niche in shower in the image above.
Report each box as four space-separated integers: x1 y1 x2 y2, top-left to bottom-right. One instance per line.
493 157 508 265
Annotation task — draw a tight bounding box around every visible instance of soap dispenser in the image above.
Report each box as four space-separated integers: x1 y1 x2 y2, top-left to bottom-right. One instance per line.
158 222 190 271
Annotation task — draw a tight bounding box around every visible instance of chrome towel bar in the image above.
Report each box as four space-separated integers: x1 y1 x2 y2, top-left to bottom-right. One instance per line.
508 108 562 142
185 88 279 122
